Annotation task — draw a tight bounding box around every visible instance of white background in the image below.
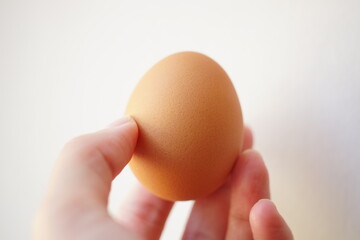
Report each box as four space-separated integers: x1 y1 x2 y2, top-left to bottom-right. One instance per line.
1 0 359 239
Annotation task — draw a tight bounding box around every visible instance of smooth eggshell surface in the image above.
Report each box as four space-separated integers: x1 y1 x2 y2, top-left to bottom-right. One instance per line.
126 52 243 201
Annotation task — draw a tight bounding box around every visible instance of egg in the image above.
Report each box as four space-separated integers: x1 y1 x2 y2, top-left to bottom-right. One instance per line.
125 52 243 201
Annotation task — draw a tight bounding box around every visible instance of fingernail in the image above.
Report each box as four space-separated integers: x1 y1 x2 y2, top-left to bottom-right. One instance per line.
250 199 278 223
261 199 277 208
108 116 134 128
259 199 279 215
242 149 262 158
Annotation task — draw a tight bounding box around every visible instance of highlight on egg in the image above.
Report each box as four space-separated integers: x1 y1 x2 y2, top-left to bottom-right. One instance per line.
125 51 243 201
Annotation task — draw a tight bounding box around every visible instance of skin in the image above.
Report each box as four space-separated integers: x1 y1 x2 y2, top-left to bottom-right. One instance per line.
33 116 293 240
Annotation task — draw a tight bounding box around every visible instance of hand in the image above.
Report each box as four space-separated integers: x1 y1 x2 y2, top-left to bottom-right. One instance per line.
33 116 293 240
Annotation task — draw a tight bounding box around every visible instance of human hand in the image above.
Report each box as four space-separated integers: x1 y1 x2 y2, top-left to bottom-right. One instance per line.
33 116 293 240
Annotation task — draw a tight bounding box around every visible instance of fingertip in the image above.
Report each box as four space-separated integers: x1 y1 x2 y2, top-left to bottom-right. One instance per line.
250 199 294 240
233 149 266 178
250 199 276 223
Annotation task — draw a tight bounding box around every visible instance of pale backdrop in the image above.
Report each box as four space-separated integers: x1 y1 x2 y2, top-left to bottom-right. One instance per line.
1 0 359 239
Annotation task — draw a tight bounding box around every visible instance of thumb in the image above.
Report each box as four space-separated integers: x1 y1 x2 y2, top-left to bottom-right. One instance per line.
46 116 138 209
34 116 139 240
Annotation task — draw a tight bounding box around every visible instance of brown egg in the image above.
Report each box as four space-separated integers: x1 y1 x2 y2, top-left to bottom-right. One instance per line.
125 52 243 201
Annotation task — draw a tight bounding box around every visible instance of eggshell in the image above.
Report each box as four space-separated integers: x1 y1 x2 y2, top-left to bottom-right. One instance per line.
126 52 243 201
